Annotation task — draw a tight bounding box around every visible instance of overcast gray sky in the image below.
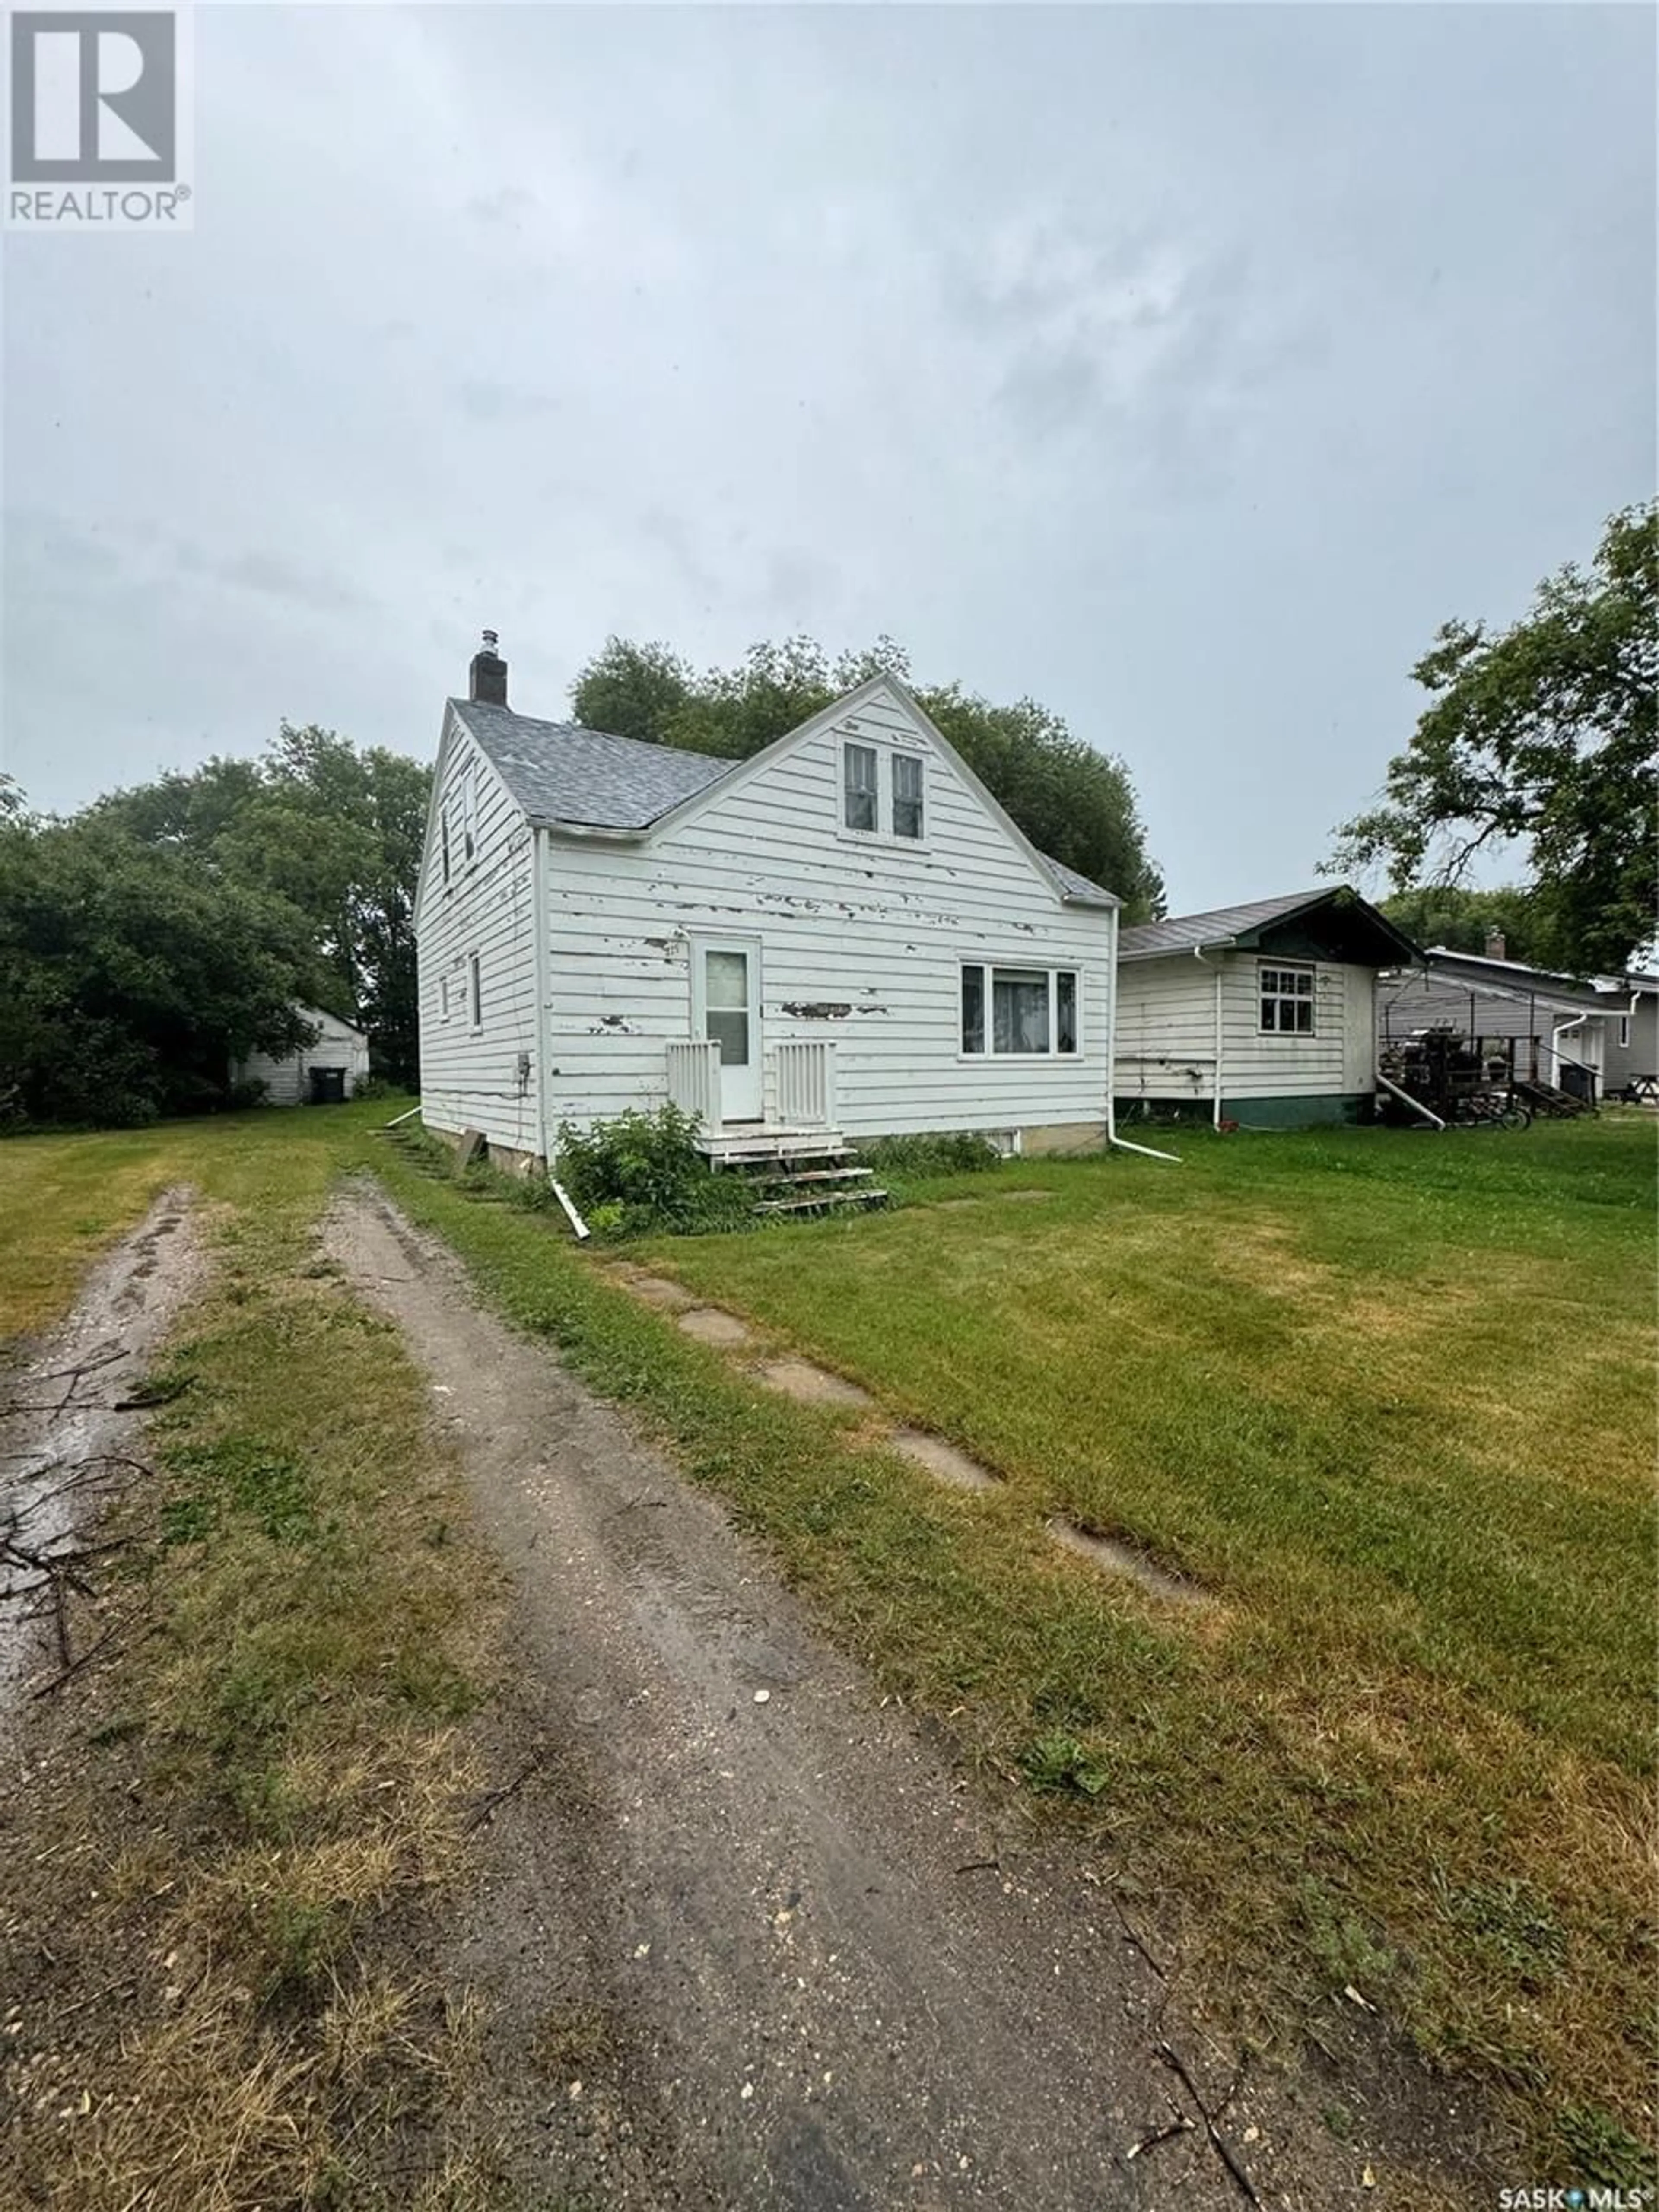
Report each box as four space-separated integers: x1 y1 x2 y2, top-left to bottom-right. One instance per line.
3 3 1653 911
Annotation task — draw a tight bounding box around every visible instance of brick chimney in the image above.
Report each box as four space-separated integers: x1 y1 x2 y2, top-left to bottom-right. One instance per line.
468 629 507 707
1485 929 1506 961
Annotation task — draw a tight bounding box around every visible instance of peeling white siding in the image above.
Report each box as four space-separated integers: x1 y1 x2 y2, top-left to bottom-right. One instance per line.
1114 956 1218 1106
420 686 1116 1152
1116 952 1364 1103
415 710 542 1154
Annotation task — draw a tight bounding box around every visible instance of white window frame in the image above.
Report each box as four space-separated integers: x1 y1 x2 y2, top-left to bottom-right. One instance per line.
891 751 925 840
467 951 483 1033
439 974 452 1023
842 741 879 834
1618 1014 1630 1049
960 964 1081 1059
439 803 452 887
1259 960 1316 1036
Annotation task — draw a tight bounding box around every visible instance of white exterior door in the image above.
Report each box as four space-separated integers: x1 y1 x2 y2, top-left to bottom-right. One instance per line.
693 939 763 1122
1342 966 1376 1093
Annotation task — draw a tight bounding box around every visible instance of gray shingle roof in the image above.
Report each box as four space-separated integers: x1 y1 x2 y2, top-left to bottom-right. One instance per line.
1040 855 1118 907
1119 890 1330 959
454 697 1119 905
454 699 731 831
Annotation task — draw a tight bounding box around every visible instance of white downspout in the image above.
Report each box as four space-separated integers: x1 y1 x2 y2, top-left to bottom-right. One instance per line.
1193 945 1224 1128
532 826 589 1239
1376 1070 1445 1131
530 826 552 1164
1550 1010 1590 1096
1106 904 1182 1163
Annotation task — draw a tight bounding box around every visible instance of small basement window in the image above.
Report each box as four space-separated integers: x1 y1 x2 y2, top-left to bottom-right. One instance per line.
1259 962 1315 1034
844 742 878 833
961 965 1081 1056
892 753 924 839
467 952 483 1030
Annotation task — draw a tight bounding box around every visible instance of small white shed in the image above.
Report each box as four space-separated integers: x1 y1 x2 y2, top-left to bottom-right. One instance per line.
234 1006 370 1106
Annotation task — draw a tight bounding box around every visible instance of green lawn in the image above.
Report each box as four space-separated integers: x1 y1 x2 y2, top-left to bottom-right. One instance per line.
9 1106 1649 2189
610 1116 1653 2179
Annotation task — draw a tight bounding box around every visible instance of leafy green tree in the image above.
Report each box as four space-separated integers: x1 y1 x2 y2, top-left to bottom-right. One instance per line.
572 635 1164 918
1378 884 1541 963
0 814 319 1125
1330 503 1657 974
88 726 431 1082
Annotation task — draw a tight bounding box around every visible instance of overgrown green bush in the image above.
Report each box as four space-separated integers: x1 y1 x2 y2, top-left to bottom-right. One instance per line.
853 1130 1003 1179
554 1105 756 1237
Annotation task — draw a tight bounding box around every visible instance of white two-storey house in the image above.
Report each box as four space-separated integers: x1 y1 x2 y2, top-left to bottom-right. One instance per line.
413 635 1121 1168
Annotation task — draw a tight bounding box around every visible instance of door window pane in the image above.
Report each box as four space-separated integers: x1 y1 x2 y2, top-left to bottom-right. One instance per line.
844 743 878 832
993 968 1050 1054
703 951 751 1065
706 950 748 1008
707 1010 750 1066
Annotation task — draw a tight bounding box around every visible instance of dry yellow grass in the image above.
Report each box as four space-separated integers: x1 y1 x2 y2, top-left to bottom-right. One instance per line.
1 1104 513 2210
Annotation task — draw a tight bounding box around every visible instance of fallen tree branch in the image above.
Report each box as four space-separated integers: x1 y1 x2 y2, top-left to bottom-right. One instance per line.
1156 2041 1260 2207
30 1626 118 1699
1126 2108 1195 2162
464 1753 547 1834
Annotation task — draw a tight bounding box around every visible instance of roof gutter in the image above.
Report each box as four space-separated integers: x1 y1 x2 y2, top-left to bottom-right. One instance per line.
1118 934 1238 964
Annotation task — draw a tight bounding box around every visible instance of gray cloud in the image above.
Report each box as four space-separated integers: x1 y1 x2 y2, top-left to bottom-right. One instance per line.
2 2 1653 906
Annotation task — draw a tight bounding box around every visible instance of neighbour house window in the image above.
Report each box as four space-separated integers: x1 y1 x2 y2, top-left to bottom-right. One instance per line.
439 804 452 887
1618 1015 1630 1049
439 975 451 1022
960 965 1081 1055
892 753 924 839
467 953 483 1030
1259 962 1316 1034
843 742 878 832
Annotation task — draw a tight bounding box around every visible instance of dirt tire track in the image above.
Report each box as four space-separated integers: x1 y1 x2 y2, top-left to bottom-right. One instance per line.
329 1180 1422 2212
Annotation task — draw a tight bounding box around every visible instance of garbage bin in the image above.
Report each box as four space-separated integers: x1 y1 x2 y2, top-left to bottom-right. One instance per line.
308 1066 347 1106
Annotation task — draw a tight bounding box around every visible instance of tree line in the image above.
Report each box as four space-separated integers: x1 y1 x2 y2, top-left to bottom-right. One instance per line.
0 728 427 1125
1 502 1649 1127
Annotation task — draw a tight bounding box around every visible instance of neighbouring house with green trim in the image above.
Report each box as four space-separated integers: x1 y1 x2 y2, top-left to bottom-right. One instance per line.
1113 888 1423 1130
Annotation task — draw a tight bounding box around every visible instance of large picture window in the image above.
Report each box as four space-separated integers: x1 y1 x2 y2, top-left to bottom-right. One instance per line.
1259 962 1315 1034
961 965 1080 1056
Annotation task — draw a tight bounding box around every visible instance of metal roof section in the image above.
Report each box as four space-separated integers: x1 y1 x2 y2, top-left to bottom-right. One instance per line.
1119 887 1419 966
